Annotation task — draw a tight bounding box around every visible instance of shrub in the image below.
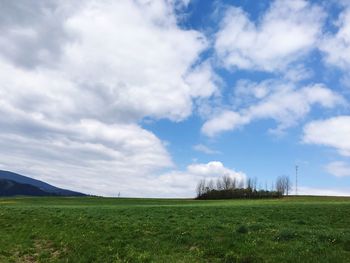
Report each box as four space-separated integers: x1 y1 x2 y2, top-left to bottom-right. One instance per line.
236 225 248 234
275 229 296 241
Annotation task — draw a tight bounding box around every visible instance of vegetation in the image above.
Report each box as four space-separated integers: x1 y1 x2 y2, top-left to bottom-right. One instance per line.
196 188 281 200
0 196 350 262
196 175 290 199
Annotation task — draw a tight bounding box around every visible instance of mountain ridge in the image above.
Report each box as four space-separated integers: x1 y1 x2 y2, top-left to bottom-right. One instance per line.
0 179 53 196
0 170 85 196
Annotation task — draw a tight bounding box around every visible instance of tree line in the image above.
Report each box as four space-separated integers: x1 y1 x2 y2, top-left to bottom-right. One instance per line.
196 175 291 200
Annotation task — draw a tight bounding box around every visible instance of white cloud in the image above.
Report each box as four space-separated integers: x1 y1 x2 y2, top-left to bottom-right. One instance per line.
193 144 220 154
0 0 218 123
283 65 314 82
303 116 350 157
326 161 350 177
249 84 344 133
215 0 324 72
202 110 249 137
0 107 174 196
61 0 216 122
187 161 244 179
234 79 271 102
202 81 343 137
0 0 218 196
156 161 246 197
298 186 350 196
320 7 350 70
171 0 191 8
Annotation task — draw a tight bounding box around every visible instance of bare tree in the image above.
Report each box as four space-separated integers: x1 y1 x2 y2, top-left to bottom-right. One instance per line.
237 179 244 189
216 177 223 190
231 178 237 190
246 177 253 191
207 179 215 191
276 176 292 195
276 176 285 194
252 177 258 191
196 179 206 197
285 176 291 196
222 175 233 190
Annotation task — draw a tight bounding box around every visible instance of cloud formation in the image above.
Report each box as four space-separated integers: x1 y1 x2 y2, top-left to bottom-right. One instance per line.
157 161 246 197
326 161 350 177
320 6 350 70
202 81 343 137
0 0 218 196
298 186 350 196
303 116 350 157
193 144 220 155
215 0 324 72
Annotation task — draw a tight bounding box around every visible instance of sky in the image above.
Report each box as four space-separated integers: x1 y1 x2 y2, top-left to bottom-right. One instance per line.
1 0 350 197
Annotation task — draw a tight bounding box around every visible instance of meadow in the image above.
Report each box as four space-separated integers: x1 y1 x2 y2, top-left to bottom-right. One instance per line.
0 196 350 262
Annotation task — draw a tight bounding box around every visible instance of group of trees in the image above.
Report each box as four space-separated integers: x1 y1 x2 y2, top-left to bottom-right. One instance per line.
196 175 292 200
275 176 292 195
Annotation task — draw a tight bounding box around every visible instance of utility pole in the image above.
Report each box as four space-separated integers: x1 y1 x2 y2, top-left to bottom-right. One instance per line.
295 165 298 195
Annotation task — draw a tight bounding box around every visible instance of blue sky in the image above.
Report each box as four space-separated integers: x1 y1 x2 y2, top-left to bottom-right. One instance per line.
0 0 350 197
145 0 350 195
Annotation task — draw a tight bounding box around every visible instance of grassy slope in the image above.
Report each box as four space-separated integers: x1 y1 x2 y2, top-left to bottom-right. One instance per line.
0 196 350 262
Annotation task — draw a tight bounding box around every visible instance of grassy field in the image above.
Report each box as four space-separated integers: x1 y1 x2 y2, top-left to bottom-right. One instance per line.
0 196 350 262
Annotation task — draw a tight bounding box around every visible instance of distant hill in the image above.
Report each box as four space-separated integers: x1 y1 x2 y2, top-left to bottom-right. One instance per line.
0 170 85 196
0 179 53 196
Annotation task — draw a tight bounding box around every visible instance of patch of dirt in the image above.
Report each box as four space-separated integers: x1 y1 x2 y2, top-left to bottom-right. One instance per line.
14 240 65 263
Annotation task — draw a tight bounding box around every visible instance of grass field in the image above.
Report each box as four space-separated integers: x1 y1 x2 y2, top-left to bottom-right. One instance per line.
0 196 350 262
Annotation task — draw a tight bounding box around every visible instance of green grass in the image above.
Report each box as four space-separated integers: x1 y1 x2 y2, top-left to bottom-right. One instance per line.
0 196 350 262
